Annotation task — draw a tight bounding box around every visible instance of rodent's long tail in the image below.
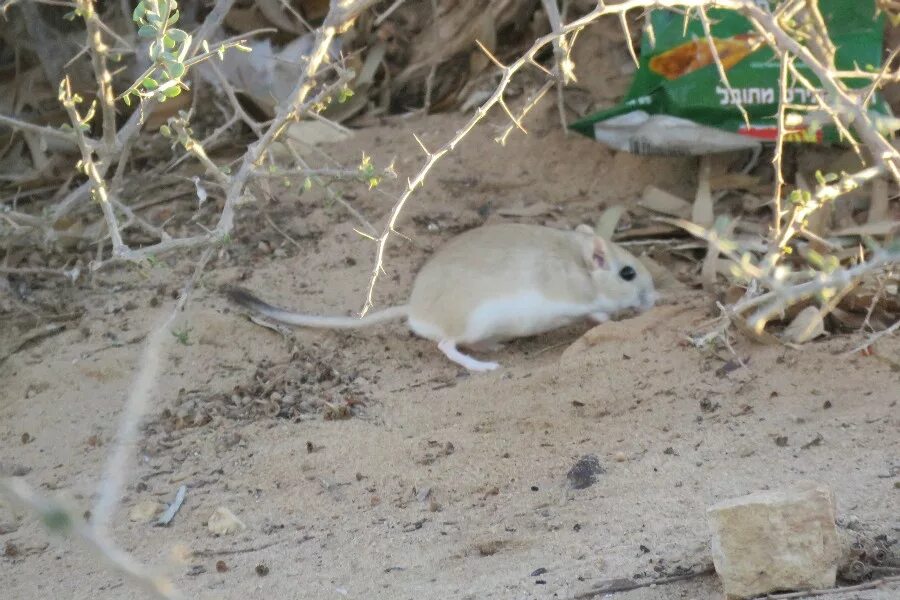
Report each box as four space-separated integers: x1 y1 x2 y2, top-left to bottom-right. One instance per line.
225 286 408 329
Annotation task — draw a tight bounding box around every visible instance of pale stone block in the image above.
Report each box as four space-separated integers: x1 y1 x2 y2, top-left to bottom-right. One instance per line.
707 482 841 599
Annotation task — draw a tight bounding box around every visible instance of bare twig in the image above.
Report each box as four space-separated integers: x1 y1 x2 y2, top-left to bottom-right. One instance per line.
573 565 715 598
374 0 409 26
771 52 792 239
1 478 180 599
764 575 900 599
799 0 836 69
495 79 554 145
697 5 749 125
776 166 884 251
212 9 354 239
59 76 127 255
736 249 899 330
78 0 117 151
205 59 263 136
91 305 182 535
263 212 303 250
188 0 238 57
0 113 78 145
842 318 900 356
541 0 570 133
282 141 378 236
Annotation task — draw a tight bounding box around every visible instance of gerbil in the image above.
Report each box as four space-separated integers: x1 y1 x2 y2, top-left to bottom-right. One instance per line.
226 222 657 372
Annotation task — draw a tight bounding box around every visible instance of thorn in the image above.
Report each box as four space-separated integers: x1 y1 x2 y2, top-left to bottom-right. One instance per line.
528 57 553 77
474 39 506 70
620 12 639 68
353 228 376 241
411 132 430 156
498 99 526 134
392 228 412 243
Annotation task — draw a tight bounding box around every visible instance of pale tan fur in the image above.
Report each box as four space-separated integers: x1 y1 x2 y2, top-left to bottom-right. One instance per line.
407 223 654 340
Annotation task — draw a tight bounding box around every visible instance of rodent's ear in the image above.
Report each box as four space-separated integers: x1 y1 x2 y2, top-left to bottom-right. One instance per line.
582 235 611 270
574 224 594 236
592 237 611 270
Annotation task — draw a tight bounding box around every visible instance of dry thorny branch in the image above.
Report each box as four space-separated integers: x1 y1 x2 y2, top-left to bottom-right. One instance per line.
1 0 899 597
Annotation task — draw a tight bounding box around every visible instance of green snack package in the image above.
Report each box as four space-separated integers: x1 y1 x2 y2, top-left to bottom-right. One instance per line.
569 0 895 155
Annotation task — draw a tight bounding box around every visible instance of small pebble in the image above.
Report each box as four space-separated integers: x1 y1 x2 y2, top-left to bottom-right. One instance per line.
614 451 627 462
128 500 163 522
255 564 270 576
207 506 246 535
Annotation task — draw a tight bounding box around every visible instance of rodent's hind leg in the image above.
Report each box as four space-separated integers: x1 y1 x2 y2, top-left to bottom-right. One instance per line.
437 340 500 372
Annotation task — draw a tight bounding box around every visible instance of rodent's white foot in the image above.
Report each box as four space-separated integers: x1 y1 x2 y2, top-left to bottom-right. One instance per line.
438 340 501 372
471 360 500 372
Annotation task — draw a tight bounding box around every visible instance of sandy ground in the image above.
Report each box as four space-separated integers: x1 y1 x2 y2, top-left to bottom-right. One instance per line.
2 86 899 599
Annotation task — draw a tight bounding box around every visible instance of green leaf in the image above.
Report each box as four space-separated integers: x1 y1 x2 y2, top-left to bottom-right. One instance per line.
162 85 182 98
163 34 176 49
132 2 146 22
167 10 180 26
303 177 312 191
138 24 156 38
806 249 824 269
149 41 161 60
142 76 159 90
168 28 187 42
123 92 132 106
159 124 172 137
165 61 185 79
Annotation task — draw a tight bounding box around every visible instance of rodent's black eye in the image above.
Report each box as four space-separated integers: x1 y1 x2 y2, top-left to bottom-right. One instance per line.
619 266 637 281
